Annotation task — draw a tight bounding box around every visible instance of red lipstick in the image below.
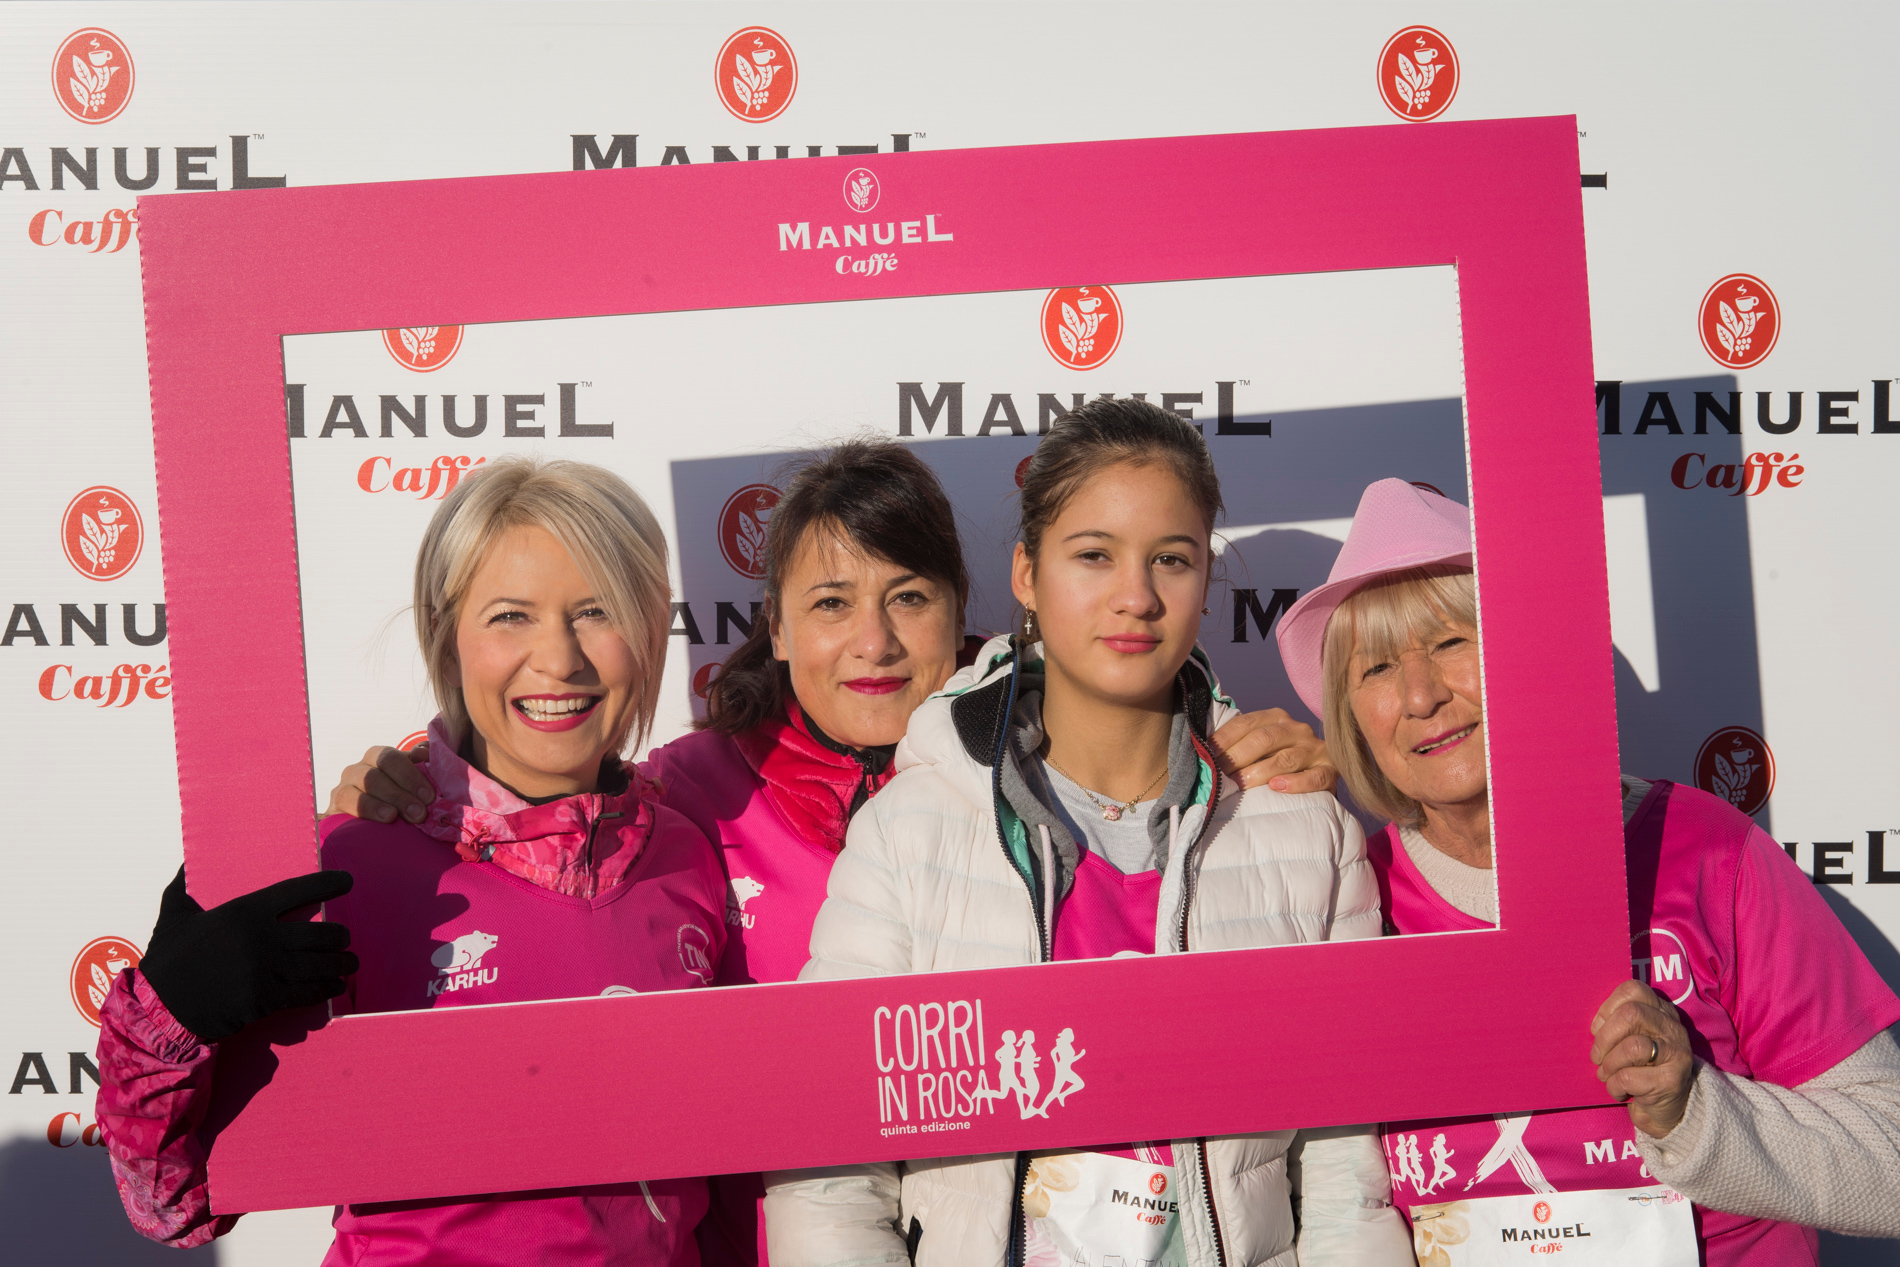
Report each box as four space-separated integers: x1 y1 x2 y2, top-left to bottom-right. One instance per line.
1101 634 1162 654
843 677 908 695
510 693 602 733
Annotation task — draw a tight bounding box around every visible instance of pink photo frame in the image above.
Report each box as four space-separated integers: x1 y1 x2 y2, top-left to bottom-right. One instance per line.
140 116 1624 1213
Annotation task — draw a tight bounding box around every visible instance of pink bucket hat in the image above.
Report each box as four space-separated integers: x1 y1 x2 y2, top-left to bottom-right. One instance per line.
1273 478 1472 717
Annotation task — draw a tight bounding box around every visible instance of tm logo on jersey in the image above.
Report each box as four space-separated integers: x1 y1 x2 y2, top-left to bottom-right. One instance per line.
428 930 499 997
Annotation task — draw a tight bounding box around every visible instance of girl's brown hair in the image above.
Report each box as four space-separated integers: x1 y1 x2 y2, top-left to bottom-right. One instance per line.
1017 396 1225 561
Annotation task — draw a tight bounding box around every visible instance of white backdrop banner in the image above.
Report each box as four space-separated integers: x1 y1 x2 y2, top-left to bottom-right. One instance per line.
2 4 1895 1263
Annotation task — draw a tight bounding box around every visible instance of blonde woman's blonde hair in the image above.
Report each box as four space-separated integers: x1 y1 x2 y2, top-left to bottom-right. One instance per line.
1321 566 1477 825
413 456 671 754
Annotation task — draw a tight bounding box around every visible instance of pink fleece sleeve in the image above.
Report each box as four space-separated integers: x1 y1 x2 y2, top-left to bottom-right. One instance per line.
94 968 240 1247
1724 824 1900 1088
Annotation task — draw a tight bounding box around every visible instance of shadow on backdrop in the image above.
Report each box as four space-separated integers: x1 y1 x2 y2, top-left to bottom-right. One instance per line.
1599 375 1768 832
0 1134 216 1262
666 398 1469 729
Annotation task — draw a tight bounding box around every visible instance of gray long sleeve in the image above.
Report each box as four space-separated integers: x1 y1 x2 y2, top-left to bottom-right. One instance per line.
1635 1028 1900 1237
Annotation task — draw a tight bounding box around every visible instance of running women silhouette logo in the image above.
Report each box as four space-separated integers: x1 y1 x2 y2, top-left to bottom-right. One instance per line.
983 1026 1087 1119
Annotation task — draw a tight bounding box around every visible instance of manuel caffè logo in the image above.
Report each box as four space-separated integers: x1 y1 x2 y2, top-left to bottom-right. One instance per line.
1040 286 1122 371
383 325 464 372
717 27 797 123
1377 27 1458 122
1695 725 1775 816
53 29 134 124
61 486 143 581
1698 275 1780 370
71 936 141 1025
719 484 780 579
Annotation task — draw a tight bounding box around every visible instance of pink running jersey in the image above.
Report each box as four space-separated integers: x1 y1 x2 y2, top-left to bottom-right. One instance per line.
1374 781 1900 1267
319 811 727 1266
1053 849 1163 962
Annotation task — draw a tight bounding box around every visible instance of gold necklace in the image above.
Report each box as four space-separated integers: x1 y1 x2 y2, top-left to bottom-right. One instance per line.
1043 753 1168 822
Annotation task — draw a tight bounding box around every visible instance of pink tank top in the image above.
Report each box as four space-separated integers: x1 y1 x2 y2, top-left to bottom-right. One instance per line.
319 812 726 1266
1374 782 1900 1267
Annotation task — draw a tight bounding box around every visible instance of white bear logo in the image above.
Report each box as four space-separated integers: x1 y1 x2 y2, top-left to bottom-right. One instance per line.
728 876 765 911
432 930 499 974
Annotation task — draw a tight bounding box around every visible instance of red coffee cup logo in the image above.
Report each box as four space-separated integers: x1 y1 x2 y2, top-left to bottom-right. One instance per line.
61 486 144 581
383 326 463 372
1533 1201 1552 1225
717 27 796 122
1041 286 1123 370
72 936 142 1026
1377 27 1458 122
844 167 881 213
1694 725 1775 816
1148 1172 1168 1195
54 29 134 124
1698 275 1779 369
719 484 781 578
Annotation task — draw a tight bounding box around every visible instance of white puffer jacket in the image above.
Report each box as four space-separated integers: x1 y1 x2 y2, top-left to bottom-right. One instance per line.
765 636 1409 1267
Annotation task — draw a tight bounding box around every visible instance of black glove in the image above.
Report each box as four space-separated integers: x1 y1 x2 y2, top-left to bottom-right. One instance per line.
138 865 358 1044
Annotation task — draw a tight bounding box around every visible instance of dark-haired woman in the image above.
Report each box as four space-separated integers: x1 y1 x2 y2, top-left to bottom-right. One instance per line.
766 403 1407 1267
329 438 1337 1265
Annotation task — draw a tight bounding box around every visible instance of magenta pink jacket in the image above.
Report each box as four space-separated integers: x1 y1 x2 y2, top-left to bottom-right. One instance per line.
639 704 892 1267
95 720 726 1264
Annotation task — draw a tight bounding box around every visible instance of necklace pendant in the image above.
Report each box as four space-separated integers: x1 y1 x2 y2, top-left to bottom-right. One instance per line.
1102 804 1124 822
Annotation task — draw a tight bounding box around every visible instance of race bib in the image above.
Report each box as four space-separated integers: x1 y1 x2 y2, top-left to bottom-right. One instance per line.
1409 1186 1697 1266
1023 1148 1184 1267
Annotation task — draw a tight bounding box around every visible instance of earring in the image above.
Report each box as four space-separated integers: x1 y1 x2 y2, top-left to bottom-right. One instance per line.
1021 609 1039 641
1201 607 1210 616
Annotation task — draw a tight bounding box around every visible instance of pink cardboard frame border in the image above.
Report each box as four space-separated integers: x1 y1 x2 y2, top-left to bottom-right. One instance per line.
140 118 1624 1213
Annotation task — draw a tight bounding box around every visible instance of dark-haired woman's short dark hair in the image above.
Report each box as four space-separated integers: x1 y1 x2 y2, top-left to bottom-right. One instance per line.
700 438 969 735
1017 397 1224 561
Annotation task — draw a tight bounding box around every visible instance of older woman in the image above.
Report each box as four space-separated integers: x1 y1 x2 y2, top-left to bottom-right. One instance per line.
96 457 728 1262
331 437 1338 1264
1274 478 1900 1266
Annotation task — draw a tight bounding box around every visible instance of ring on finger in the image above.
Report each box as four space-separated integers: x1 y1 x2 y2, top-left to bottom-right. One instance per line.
1645 1037 1660 1066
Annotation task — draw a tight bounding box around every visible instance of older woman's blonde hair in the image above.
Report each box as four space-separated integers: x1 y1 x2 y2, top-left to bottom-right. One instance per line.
1321 565 1478 826
413 456 671 754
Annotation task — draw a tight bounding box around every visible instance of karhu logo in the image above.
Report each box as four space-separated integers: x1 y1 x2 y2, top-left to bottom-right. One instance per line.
727 876 765 929
427 930 499 997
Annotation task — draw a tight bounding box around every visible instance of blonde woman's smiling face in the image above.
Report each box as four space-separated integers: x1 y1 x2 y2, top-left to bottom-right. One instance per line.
453 525 639 798
1347 620 1487 814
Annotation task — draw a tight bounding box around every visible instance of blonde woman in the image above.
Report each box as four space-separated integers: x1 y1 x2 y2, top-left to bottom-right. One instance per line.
96 457 727 1264
1275 478 1900 1266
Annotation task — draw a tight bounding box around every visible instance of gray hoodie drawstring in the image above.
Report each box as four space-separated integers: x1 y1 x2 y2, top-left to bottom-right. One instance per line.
639 1180 665 1222
1039 823 1056 957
